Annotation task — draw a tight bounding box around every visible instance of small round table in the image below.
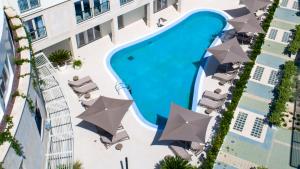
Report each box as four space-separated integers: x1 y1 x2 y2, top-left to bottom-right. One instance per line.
84 93 91 99
115 143 123 150
214 88 222 94
73 76 79 81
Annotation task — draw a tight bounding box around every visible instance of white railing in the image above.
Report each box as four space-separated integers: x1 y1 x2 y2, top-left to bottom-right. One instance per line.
34 53 74 169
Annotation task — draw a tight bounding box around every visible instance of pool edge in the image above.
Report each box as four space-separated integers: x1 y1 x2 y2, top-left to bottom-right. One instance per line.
104 8 232 131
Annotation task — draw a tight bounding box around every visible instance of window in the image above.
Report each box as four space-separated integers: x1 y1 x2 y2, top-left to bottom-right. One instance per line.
154 0 168 13
24 16 47 42
280 0 289 7
94 0 110 16
18 0 40 13
34 107 42 135
120 0 133 6
76 25 102 47
281 32 291 43
251 117 264 138
268 29 278 40
268 70 279 85
292 1 299 10
74 0 92 23
233 112 248 132
0 59 11 99
252 66 264 81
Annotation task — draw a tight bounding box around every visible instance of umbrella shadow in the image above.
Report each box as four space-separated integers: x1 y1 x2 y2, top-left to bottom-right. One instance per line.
150 115 173 146
77 120 98 134
224 7 250 18
201 56 220 77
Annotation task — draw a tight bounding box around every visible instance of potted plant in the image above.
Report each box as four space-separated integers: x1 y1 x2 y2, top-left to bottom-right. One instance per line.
48 49 72 71
72 59 82 69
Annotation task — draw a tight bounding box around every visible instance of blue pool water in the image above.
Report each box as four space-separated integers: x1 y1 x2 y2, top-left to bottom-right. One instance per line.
110 11 226 126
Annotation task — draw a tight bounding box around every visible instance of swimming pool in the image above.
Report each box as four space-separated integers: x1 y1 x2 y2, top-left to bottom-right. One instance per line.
109 11 227 127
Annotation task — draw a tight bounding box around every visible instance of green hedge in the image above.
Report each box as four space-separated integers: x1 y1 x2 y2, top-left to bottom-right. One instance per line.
287 25 300 55
269 61 297 126
200 1 279 168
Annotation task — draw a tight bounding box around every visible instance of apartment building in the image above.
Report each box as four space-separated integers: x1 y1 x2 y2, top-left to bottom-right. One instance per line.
0 1 48 169
4 0 180 58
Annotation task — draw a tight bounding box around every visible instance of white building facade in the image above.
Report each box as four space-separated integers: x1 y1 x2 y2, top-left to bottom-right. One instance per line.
4 0 181 58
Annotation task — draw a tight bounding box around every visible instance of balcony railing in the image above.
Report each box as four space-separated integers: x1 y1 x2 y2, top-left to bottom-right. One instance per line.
28 26 47 42
94 1 110 16
18 0 40 13
120 0 133 6
76 9 93 23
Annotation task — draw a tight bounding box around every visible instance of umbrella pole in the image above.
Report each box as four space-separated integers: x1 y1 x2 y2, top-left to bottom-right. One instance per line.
125 157 128 169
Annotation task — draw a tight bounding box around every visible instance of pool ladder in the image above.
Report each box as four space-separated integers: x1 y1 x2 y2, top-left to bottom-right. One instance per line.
115 82 131 95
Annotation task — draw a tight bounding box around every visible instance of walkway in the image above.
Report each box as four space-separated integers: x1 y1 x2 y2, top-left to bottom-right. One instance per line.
35 53 74 169
215 1 300 168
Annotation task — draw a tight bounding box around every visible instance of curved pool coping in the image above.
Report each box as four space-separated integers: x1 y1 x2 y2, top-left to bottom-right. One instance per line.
104 8 233 131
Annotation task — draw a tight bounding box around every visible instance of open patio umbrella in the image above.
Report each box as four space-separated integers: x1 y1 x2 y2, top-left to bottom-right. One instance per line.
159 103 212 143
243 0 271 13
208 37 250 64
77 96 133 136
228 13 264 33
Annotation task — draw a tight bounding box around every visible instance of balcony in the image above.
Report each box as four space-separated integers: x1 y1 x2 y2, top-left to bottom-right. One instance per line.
76 9 93 23
94 1 110 16
18 0 40 13
120 0 133 6
28 26 47 42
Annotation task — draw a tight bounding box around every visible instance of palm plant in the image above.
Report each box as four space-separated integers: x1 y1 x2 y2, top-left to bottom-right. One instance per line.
159 156 197 169
49 49 72 66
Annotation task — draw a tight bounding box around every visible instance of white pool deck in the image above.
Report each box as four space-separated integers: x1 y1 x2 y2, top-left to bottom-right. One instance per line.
54 0 243 168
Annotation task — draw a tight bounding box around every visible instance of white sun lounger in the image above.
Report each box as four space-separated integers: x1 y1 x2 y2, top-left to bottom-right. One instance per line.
100 130 130 149
73 82 98 96
169 144 192 161
212 73 237 82
203 91 227 101
190 142 205 156
68 76 92 87
198 98 224 109
81 98 97 107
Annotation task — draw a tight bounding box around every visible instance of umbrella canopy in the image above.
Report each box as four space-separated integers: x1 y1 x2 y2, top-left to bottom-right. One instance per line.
77 96 133 136
228 13 264 33
208 37 250 64
243 0 271 13
159 104 212 143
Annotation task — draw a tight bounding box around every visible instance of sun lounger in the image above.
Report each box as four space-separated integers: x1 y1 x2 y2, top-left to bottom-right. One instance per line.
68 76 92 87
213 73 237 82
190 142 205 156
100 130 130 148
169 144 192 161
203 91 227 101
73 82 98 96
198 98 224 109
81 98 97 107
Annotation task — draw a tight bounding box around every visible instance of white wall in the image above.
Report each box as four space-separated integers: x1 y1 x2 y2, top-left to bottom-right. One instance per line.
122 5 146 28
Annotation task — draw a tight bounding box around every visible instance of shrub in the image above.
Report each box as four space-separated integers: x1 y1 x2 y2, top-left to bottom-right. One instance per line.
72 59 82 69
48 49 72 66
269 61 297 126
200 0 279 168
159 156 197 169
73 160 83 169
288 25 300 54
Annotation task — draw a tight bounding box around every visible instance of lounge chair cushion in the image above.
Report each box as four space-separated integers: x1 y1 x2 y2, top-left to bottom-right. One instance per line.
73 82 98 95
100 130 129 144
198 98 224 109
203 91 227 101
68 76 92 87
169 144 192 161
